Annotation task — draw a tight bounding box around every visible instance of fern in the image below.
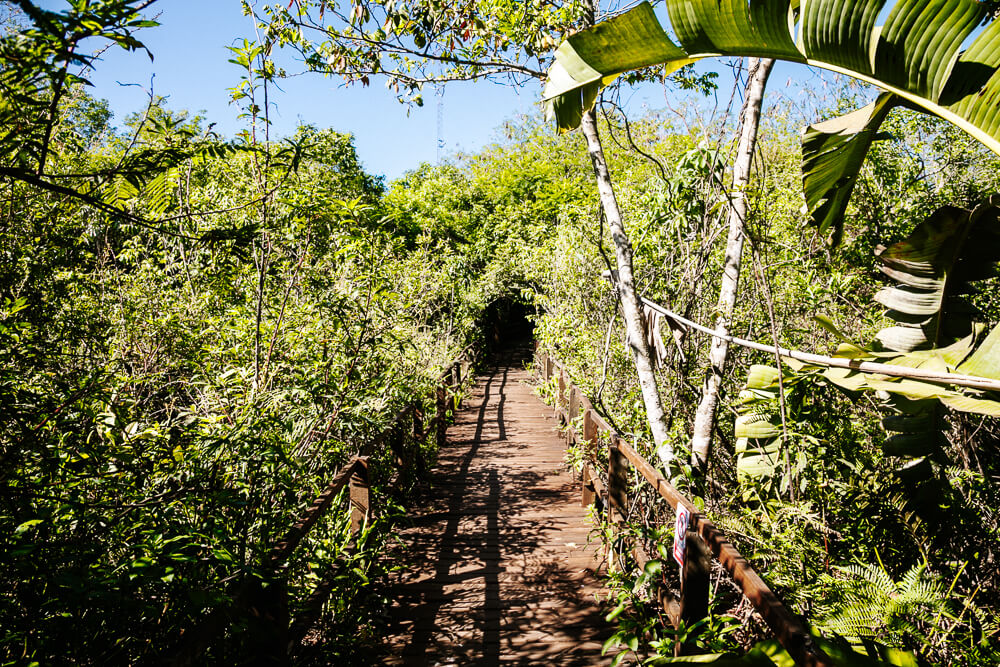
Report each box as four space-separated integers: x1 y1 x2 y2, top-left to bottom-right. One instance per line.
818 563 949 650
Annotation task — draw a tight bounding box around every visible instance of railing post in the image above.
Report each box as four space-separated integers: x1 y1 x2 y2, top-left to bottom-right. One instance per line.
608 437 628 521
581 464 595 507
607 436 629 571
413 407 423 440
568 387 580 442
583 409 597 457
412 408 425 477
436 386 447 447
558 371 566 412
676 532 711 654
349 457 371 533
389 426 406 469
388 425 411 492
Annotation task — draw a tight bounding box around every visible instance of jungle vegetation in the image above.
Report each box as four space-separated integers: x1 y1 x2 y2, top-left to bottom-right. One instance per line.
2 0 1000 665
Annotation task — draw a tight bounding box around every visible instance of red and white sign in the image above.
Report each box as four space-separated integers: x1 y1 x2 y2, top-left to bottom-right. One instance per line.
672 505 690 566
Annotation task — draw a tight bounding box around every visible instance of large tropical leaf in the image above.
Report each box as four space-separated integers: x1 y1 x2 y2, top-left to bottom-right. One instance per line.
734 365 795 489
544 0 1000 241
800 93 900 245
545 0 999 153
873 196 1000 353
736 198 1000 488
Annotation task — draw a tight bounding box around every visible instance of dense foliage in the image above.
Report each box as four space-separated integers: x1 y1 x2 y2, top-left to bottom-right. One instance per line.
526 101 1000 665
3 0 1000 665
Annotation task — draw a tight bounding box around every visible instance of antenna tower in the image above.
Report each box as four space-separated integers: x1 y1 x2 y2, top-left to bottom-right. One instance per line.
436 84 445 165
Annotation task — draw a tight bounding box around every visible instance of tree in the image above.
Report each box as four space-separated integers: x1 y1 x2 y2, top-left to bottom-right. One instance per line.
543 0 1000 473
689 58 773 470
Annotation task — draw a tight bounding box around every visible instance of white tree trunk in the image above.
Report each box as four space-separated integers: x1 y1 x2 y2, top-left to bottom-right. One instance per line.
579 109 673 463
690 58 775 471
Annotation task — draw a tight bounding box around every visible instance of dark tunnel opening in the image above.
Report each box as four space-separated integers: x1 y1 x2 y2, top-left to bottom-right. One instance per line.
479 295 535 360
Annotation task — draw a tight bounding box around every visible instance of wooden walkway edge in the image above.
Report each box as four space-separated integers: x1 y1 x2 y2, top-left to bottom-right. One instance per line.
383 362 613 665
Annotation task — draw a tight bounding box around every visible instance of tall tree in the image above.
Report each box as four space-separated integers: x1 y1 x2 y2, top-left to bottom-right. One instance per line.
689 58 773 470
579 108 672 463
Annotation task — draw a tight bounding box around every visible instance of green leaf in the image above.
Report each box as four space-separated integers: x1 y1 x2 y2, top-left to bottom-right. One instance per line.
14 519 43 536
820 367 868 393
882 431 949 457
605 601 627 623
755 639 796 667
956 321 1000 379
736 435 781 479
801 93 898 244
874 198 1000 352
666 0 801 60
545 0 1000 157
543 3 693 130
745 364 780 390
813 314 860 345
735 412 780 440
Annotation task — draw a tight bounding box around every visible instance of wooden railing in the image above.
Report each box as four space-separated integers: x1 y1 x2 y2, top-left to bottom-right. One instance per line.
170 349 477 666
536 348 833 667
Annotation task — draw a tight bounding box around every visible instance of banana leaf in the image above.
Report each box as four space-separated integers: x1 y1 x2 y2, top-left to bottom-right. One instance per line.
545 0 999 153
544 0 1000 242
874 198 1000 352
800 93 899 245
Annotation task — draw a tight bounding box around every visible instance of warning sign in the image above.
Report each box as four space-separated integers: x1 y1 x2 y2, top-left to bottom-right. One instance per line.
672 505 690 567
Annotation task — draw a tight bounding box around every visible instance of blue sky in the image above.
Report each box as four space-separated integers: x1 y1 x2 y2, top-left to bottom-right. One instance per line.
36 0 550 179
38 0 850 181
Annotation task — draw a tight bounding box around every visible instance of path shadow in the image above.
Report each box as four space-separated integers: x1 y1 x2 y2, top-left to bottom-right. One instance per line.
382 364 611 665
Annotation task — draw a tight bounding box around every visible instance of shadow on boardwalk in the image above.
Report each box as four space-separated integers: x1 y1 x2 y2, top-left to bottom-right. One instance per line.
382 358 612 665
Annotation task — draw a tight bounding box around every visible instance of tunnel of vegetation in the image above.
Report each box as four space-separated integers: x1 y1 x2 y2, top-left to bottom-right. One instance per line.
2 0 1000 665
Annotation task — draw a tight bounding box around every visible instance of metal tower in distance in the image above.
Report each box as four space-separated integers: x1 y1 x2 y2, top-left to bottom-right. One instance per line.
436 84 445 165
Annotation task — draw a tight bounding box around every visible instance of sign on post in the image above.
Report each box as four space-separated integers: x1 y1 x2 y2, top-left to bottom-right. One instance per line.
672 505 690 566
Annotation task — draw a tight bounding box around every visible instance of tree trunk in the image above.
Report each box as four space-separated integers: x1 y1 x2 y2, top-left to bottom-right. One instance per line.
690 58 774 471
579 110 673 464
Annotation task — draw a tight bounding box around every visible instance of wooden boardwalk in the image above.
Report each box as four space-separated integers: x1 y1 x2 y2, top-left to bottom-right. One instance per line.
383 362 612 665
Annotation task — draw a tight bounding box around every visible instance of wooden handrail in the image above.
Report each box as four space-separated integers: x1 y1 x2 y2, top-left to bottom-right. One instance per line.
536 348 832 667
266 457 368 568
170 345 478 665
